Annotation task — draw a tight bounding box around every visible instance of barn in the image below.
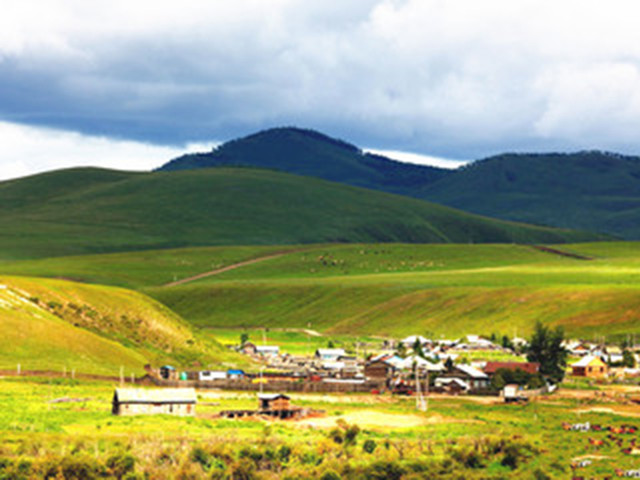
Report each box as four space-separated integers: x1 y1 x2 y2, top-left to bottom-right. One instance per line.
112 388 197 416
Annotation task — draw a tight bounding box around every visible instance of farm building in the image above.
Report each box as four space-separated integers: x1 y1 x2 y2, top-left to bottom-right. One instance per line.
315 348 346 361
259 393 291 411
112 388 196 416
198 370 227 381
437 364 489 391
434 377 468 394
227 369 245 380
256 345 280 356
571 355 608 378
159 365 178 380
241 342 258 355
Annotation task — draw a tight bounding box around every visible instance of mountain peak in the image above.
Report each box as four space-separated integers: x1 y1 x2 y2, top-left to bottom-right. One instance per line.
158 126 449 195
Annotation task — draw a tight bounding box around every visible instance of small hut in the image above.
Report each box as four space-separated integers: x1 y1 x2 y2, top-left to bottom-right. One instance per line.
112 388 196 416
259 393 291 411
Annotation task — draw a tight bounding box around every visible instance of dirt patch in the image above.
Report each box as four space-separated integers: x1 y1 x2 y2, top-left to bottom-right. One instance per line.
295 410 479 429
574 406 640 418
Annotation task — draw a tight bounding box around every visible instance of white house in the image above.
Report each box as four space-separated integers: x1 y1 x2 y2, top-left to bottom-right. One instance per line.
256 345 280 356
198 370 227 381
315 348 346 361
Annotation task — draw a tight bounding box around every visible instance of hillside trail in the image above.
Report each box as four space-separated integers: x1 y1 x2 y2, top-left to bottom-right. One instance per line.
530 245 593 260
162 249 298 287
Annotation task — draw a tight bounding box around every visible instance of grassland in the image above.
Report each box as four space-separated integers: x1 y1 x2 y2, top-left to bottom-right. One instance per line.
3 242 640 347
143 242 640 339
1 376 639 479
0 275 248 375
0 166 604 261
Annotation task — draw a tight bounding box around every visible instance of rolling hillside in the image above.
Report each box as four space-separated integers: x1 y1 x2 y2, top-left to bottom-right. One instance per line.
159 128 640 239
159 127 449 196
0 166 601 260
0 275 246 374
421 151 640 239
4 242 640 340
144 242 640 339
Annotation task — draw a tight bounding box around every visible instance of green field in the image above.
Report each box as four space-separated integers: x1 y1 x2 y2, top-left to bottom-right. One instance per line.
2 241 640 376
0 166 603 261
3 242 640 341
0 275 248 375
0 376 638 479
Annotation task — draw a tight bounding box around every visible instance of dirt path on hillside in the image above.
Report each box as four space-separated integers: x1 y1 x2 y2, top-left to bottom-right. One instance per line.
162 250 298 287
530 245 593 260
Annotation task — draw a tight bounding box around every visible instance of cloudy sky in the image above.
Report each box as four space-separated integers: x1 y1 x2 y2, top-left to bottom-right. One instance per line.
2 0 640 179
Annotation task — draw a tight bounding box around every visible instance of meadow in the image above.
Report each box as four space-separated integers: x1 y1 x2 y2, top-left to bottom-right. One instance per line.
0 376 639 479
4 242 640 341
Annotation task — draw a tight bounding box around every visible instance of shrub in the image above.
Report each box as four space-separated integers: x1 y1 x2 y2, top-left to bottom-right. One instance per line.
319 469 341 480
277 445 292 463
362 439 377 454
533 469 551 480
59 455 102 480
107 452 136 479
361 460 406 480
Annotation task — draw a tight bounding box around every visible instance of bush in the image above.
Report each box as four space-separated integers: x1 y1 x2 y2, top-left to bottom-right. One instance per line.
320 470 341 480
59 455 102 480
277 445 292 463
361 460 406 480
107 452 136 479
362 439 377 454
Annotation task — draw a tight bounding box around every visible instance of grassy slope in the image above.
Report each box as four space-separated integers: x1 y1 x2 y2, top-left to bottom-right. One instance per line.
421 152 640 239
0 275 247 374
0 166 602 260
0 245 291 289
4 242 640 340
144 242 640 339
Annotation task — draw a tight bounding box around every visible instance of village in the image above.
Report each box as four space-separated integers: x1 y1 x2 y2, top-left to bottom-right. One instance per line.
115 332 640 419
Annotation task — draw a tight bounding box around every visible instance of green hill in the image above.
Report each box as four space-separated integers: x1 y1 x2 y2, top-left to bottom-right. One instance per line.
158 128 640 239
159 127 449 196
144 242 640 340
420 151 640 239
0 275 246 375
0 166 601 260
5 242 640 340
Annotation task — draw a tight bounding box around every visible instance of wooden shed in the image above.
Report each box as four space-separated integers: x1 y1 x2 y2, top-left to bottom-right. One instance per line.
259 393 291 411
112 388 196 416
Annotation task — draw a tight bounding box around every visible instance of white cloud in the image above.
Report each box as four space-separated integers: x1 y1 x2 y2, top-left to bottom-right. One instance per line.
2 1 640 161
365 148 467 170
0 121 217 181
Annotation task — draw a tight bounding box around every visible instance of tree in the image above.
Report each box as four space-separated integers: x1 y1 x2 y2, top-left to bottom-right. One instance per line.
413 338 424 358
527 322 567 383
622 349 636 368
444 356 454 372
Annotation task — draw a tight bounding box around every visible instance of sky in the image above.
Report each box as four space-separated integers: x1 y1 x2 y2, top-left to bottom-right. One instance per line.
2 0 640 180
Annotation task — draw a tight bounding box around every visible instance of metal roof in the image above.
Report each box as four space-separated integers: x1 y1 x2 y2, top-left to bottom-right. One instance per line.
114 388 196 404
455 364 489 379
258 394 290 401
571 355 607 368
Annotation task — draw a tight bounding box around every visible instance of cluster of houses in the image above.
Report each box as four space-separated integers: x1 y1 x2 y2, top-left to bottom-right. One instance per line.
139 333 640 401
240 343 361 379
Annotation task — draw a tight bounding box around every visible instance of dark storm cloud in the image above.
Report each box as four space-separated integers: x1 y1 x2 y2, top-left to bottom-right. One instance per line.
3 0 640 170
